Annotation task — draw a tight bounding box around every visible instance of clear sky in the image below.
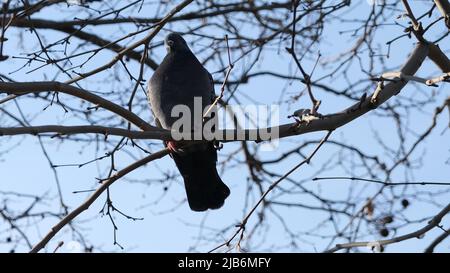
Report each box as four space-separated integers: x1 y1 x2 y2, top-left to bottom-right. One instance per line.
0 0 449 253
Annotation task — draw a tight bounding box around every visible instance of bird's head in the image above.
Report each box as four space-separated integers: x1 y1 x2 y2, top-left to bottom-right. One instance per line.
164 33 189 53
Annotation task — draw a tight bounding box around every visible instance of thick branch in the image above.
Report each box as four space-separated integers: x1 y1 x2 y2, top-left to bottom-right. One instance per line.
0 81 157 131
8 2 292 28
0 44 430 142
279 43 429 138
434 0 450 29
429 43 450 72
0 125 170 140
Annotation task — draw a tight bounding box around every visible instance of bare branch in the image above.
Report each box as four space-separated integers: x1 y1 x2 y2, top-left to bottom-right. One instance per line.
0 81 156 131
325 202 450 253
29 148 170 253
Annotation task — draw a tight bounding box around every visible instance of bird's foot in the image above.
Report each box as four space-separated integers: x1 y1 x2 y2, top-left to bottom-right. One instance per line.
213 140 223 151
166 141 182 153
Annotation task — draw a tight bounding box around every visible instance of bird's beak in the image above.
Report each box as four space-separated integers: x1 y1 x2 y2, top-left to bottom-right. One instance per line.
165 40 174 52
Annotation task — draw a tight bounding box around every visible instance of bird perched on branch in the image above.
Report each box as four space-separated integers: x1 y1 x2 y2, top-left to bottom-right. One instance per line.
147 33 230 212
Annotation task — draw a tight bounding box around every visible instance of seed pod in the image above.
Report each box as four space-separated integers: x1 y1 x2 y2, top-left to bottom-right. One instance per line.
401 199 410 208
380 228 389 237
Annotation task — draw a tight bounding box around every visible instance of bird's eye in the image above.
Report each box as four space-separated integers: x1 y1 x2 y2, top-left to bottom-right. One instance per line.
167 40 174 47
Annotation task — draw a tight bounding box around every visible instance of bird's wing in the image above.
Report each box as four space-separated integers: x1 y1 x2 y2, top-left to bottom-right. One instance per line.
147 84 162 128
207 71 215 103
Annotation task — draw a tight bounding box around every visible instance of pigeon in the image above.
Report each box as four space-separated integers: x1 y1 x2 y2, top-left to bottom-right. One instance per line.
147 33 230 212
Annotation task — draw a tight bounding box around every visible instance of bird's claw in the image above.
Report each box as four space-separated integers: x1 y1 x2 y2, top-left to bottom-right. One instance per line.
166 141 183 153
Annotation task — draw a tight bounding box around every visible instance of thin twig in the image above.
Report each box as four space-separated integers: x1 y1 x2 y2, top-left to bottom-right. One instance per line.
325 202 450 252
313 176 450 186
29 148 170 253
203 35 234 118
210 130 333 252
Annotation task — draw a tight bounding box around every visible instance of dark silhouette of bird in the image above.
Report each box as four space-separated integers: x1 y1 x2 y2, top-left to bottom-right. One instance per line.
147 33 230 211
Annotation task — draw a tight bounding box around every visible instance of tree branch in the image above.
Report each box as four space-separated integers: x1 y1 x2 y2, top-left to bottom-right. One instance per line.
29 148 170 253
434 0 450 29
428 43 450 73
64 0 194 84
424 228 450 253
0 125 170 140
325 202 450 253
0 43 431 143
0 81 156 131
210 130 333 252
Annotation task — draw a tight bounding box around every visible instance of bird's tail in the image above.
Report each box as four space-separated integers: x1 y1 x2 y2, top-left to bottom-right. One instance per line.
172 143 230 211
